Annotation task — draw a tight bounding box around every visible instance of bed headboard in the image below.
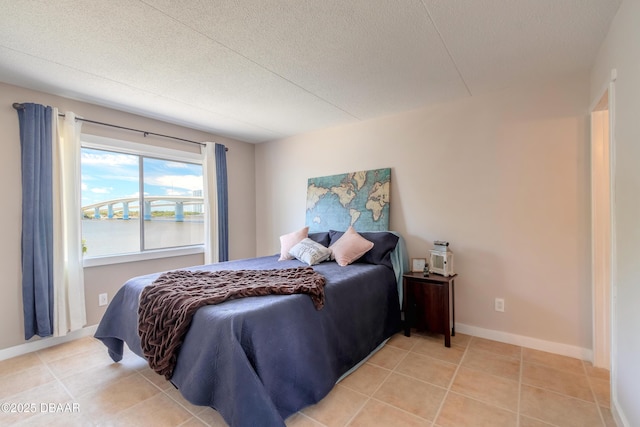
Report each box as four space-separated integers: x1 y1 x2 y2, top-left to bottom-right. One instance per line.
305 168 390 232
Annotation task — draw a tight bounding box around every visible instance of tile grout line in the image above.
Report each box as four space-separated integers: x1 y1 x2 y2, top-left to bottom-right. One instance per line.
137 369 176 395
159 383 207 418
582 360 607 427
191 411 220 427
517 347 608 427
524 382 610 422
292 411 327 427
523 380 610 407
429 334 472 425
367 395 443 426
341 345 410 427
34 350 77 403
26 348 103 427
339 393 369 427
99 388 165 425
434 338 527 423
1 352 80 427
438 339 524 419
137 361 241 427
144 375 226 427
516 346 523 427
55 345 162 426
341 336 464 426
121 348 205 421
175 417 205 427
379 336 465 426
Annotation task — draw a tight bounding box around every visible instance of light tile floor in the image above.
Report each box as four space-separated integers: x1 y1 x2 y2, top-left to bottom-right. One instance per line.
0 332 614 427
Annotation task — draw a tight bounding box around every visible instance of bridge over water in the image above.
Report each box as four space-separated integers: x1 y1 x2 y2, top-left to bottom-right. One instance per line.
82 195 204 222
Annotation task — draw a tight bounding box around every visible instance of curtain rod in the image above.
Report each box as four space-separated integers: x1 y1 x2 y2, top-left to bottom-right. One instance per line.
12 102 227 151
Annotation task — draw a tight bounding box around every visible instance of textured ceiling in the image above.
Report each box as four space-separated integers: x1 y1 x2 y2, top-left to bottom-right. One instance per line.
0 0 621 143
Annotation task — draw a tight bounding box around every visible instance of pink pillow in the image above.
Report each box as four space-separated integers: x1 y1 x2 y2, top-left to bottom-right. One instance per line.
279 226 309 261
329 227 374 266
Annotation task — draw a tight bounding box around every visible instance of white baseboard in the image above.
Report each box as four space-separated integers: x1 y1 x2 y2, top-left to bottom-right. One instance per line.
611 394 630 427
455 323 593 361
0 325 98 362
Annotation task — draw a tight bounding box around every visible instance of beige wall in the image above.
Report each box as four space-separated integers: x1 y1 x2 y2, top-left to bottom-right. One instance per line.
591 0 640 425
0 82 256 350
256 75 592 350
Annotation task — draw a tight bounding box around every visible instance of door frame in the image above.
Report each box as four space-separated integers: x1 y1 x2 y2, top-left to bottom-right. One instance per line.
589 69 617 370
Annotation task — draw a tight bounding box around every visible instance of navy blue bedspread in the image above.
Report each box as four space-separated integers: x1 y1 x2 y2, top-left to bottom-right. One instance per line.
95 255 401 427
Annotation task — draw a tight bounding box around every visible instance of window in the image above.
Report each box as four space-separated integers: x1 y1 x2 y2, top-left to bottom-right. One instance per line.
81 135 204 260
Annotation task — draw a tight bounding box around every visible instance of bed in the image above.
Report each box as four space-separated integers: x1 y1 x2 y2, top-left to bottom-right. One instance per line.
95 231 407 427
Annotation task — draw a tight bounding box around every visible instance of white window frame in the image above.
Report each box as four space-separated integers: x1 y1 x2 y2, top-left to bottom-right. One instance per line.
81 134 204 267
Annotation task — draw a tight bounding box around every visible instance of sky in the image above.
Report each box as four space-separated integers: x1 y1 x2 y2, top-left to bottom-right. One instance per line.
81 147 203 211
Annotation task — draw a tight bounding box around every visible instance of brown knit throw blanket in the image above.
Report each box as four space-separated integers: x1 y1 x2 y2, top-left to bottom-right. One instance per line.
138 267 326 379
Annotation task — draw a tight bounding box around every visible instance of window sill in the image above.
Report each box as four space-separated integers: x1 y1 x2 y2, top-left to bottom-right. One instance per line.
82 245 204 268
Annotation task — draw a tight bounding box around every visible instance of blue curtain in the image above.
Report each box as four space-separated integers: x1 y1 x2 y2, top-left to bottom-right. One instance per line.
17 103 54 340
215 143 229 262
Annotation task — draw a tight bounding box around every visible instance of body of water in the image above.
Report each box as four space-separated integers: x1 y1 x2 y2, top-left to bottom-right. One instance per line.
82 217 204 257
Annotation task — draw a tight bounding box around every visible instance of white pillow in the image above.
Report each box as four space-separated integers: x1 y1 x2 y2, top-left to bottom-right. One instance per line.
289 238 332 266
329 227 374 266
279 226 309 261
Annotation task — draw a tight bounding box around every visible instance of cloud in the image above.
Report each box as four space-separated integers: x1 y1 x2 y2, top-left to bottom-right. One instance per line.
91 187 112 194
163 162 190 169
146 175 203 192
81 151 137 167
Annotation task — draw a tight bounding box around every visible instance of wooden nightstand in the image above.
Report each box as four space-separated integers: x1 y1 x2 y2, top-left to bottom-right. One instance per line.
402 272 457 347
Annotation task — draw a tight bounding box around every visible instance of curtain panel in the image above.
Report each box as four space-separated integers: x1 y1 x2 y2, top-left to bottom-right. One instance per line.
52 109 87 335
215 143 229 262
17 103 87 340
18 103 55 339
202 142 229 264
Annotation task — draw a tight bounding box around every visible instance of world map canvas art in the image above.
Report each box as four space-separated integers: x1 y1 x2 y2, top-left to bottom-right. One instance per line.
306 168 391 232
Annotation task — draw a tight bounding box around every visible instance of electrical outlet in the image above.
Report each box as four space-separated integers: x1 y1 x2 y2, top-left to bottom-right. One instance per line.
495 298 505 312
98 293 108 307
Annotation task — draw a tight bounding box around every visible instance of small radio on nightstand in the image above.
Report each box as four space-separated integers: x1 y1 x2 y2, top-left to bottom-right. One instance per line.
429 241 454 277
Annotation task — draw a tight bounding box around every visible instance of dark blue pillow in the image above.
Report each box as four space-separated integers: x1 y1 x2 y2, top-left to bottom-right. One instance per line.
308 232 330 247
329 230 399 269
